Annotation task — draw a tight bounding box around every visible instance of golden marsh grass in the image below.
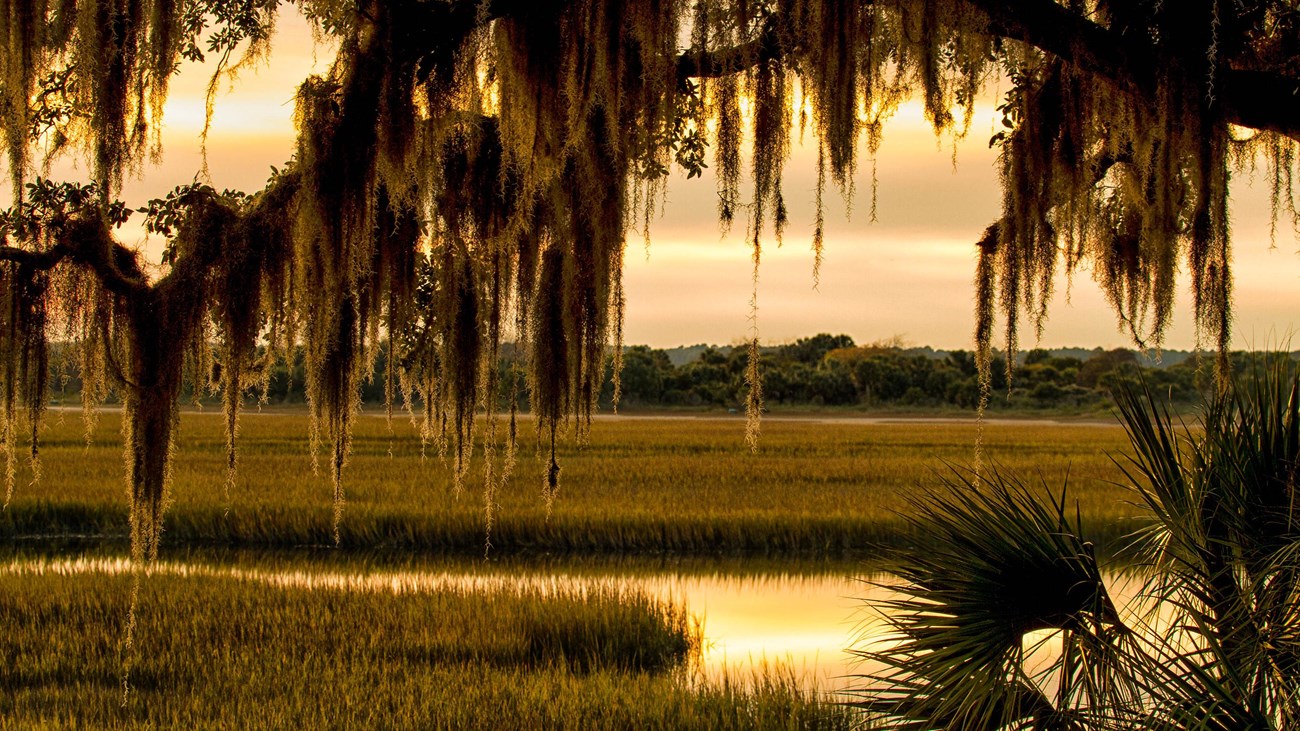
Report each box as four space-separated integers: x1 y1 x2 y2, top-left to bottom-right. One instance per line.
3 410 1141 555
1 411 1146 728
0 562 852 729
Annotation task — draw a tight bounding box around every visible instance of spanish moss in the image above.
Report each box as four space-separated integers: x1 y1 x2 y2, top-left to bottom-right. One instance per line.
0 0 1294 581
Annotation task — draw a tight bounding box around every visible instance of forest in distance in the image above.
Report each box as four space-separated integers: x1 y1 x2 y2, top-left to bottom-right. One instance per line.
45 333 1296 414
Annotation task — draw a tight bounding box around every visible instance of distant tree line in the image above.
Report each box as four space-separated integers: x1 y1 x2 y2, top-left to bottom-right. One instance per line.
46 334 1296 413
594 334 1231 412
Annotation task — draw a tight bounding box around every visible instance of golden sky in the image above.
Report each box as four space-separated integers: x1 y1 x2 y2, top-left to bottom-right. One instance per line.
54 10 1300 352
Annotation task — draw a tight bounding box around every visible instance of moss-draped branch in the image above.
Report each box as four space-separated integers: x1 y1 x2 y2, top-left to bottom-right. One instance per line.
0 0 1297 566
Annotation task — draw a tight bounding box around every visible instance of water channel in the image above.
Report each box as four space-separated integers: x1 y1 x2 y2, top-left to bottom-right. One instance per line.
5 552 1151 697
6 552 894 693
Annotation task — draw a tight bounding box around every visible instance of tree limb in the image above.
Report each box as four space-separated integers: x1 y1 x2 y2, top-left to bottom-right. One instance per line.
968 0 1300 140
0 243 68 270
1220 68 1300 140
1 216 148 297
671 0 1300 141
154 170 301 295
676 13 785 83
60 217 149 297
968 0 1151 93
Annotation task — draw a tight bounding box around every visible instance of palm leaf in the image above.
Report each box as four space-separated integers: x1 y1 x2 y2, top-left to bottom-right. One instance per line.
850 466 1140 729
853 355 1300 728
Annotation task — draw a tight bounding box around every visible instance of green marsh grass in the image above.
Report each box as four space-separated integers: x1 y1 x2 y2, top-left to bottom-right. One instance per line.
2 411 1142 556
0 561 851 729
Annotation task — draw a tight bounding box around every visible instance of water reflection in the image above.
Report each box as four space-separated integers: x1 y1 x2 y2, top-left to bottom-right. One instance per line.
3 552 880 692
635 571 873 692
3 550 1159 698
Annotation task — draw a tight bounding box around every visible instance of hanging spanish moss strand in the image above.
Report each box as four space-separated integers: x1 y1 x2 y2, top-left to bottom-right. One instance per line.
973 223 999 471
544 421 560 516
713 73 742 229
744 334 763 454
745 239 762 453
801 0 859 198
0 265 20 506
0 260 47 506
74 0 177 194
71 279 115 447
0 0 47 199
749 57 790 248
478 251 508 554
741 52 789 451
610 255 626 413
812 145 825 287
505 368 520 486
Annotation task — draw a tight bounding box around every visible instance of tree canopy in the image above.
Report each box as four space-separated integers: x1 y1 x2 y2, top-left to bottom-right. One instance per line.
0 0 1297 561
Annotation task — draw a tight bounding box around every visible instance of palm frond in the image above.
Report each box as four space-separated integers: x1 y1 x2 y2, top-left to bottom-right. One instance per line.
853 355 1300 729
1114 357 1300 724
850 466 1140 729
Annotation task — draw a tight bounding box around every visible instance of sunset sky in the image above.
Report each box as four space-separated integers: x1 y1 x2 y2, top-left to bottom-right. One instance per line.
72 11 1300 352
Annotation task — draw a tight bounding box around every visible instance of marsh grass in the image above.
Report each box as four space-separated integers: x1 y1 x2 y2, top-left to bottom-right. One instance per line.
0 413 1141 728
0 563 851 729
2 411 1141 556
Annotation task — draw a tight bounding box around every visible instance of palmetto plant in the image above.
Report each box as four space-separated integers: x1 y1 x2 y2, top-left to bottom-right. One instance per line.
855 359 1300 730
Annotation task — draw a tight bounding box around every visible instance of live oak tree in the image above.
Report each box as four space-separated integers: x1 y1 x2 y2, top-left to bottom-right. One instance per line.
0 0 1297 565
